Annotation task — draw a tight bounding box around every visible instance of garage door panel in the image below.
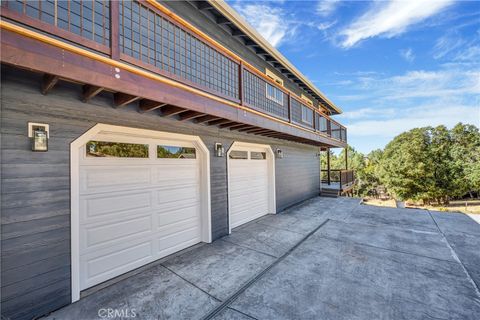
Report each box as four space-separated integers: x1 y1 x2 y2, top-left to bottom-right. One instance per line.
82 215 152 250
82 241 154 288
155 162 198 182
81 192 152 220
157 219 200 240
230 184 268 198
230 198 268 213
80 166 152 194
157 205 199 228
157 228 201 257
156 186 199 210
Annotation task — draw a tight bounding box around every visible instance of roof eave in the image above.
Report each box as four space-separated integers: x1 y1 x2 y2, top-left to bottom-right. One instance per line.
207 0 343 115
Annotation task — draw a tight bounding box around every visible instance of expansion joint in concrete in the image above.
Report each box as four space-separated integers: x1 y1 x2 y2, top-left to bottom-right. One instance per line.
201 219 332 320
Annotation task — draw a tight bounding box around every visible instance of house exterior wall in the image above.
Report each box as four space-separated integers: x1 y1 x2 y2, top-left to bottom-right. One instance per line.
0 67 320 320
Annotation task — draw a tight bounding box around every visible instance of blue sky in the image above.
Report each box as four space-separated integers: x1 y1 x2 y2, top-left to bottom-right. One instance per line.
228 0 480 154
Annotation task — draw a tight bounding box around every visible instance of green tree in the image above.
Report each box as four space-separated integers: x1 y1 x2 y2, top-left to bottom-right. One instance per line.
450 123 480 197
426 125 456 204
379 127 434 202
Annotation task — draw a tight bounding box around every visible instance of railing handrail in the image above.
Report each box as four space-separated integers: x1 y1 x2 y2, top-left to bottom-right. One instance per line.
0 0 347 142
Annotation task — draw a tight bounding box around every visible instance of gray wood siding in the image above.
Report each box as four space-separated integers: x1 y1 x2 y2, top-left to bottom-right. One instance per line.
1 67 320 320
274 144 321 211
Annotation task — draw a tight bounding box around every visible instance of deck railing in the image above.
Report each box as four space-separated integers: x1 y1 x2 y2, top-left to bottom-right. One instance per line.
1 0 347 142
321 169 355 188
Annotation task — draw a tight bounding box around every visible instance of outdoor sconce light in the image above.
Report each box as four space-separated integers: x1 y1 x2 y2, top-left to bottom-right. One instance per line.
276 148 284 159
28 122 49 152
215 143 225 157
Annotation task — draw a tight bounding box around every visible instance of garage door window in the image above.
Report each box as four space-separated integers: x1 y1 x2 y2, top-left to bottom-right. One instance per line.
250 151 266 160
229 150 248 159
86 141 149 158
157 145 196 159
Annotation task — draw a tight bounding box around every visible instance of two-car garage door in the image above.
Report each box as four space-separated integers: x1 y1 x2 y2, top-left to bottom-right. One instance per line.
72 126 274 299
75 126 209 292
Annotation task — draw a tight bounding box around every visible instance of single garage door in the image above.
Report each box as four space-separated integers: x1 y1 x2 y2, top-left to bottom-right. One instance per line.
78 131 206 290
228 143 275 229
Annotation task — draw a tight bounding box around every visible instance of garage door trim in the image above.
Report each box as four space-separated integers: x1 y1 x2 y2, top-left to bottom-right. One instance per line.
70 124 211 302
227 141 276 233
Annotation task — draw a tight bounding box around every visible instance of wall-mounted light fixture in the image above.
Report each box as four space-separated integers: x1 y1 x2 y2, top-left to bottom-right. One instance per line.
28 122 49 152
215 143 225 157
275 148 284 159
316 152 322 158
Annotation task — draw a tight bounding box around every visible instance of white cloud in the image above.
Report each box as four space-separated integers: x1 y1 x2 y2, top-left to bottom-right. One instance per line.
400 48 415 62
334 66 480 145
347 103 480 138
340 69 480 101
316 0 341 17
433 32 466 59
317 20 337 31
454 45 480 62
233 3 295 47
339 107 396 120
339 0 455 48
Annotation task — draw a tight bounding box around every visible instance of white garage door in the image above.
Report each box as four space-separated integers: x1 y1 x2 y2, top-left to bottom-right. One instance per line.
78 133 203 290
228 144 273 229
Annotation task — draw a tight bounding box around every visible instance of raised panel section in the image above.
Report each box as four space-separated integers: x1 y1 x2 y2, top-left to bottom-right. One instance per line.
83 215 152 249
80 166 151 194
81 192 152 219
82 241 153 288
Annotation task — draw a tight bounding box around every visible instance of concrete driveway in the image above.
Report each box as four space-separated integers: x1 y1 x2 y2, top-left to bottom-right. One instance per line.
44 197 480 320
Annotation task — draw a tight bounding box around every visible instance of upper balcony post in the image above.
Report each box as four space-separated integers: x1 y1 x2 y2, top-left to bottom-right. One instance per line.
345 146 348 170
327 148 331 185
110 0 120 60
288 93 292 123
239 61 244 105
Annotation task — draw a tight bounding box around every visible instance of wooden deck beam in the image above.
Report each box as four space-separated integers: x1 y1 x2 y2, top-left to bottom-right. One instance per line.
230 124 253 131
82 85 103 102
159 105 187 117
219 122 243 129
178 111 206 121
114 92 140 107
41 74 59 95
139 99 167 112
194 115 222 124
207 119 234 126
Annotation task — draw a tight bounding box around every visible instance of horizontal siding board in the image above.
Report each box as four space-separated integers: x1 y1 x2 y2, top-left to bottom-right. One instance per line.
2 149 69 165
1 253 70 287
1 279 70 320
2 176 70 194
1 200 70 225
2 189 70 209
1 240 70 273
1 164 70 179
2 265 70 302
1 214 70 240
1 227 70 259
